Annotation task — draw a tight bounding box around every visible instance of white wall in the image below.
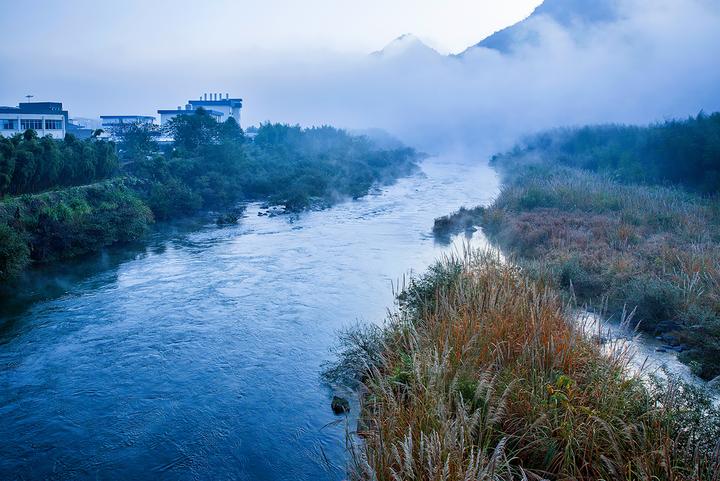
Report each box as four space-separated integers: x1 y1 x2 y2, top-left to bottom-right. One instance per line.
0 113 66 139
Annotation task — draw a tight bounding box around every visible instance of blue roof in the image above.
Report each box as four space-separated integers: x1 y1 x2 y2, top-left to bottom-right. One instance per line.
158 109 223 116
100 115 155 120
0 103 67 115
189 99 242 107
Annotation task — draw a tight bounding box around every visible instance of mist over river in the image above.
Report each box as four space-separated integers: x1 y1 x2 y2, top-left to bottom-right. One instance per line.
0 154 500 480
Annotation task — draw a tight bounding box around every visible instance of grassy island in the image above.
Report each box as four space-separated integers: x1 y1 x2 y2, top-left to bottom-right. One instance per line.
327 252 720 480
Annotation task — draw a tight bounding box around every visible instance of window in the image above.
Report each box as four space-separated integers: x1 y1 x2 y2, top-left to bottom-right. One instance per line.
1 119 17 130
45 119 63 130
20 119 43 130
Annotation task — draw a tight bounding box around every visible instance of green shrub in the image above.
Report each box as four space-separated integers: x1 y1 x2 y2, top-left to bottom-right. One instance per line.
0 223 29 280
622 278 684 332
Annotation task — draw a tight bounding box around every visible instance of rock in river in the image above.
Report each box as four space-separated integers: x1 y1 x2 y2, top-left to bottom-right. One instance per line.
331 396 350 415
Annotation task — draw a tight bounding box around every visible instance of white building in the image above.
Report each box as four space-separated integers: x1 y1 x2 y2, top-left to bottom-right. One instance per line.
188 93 242 124
158 106 223 126
158 93 242 126
0 102 67 139
100 115 156 128
98 115 157 141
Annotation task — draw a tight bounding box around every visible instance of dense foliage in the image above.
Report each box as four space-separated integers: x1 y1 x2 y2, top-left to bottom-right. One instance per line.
493 112 720 193
0 179 152 279
124 111 419 217
0 130 117 196
327 252 720 480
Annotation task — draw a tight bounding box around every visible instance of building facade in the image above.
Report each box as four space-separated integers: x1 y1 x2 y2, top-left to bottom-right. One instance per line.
0 102 68 139
100 115 156 128
188 93 242 124
158 93 242 126
158 106 223 126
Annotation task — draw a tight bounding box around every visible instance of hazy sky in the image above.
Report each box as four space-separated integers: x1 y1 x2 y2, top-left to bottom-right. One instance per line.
0 0 543 119
0 1 540 58
1 0 718 151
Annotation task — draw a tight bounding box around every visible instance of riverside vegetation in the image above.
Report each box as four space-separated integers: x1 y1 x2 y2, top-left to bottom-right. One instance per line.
433 113 720 381
323 113 720 480
326 252 720 480
0 109 420 280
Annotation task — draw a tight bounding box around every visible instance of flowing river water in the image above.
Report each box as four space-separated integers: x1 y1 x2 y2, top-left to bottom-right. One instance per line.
0 154 704 480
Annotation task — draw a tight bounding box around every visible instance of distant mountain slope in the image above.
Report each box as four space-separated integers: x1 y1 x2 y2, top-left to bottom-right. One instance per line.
463 0 620 55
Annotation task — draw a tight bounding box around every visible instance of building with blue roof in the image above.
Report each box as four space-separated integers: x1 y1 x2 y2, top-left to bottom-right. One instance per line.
158 93 242 126
0 101 68 139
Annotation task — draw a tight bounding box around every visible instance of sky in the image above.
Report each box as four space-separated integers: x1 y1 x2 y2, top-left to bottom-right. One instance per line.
1 0 719 151
0 0 541 57
0 0 541 118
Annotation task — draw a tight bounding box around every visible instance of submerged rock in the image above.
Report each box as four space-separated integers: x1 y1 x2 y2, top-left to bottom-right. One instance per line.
331 396 350 415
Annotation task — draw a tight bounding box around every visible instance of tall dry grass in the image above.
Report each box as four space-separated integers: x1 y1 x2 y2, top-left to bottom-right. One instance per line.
479 167 720 380
331 251 720 480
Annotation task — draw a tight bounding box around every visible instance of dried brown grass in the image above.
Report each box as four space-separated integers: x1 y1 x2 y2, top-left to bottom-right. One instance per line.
339 251 720 480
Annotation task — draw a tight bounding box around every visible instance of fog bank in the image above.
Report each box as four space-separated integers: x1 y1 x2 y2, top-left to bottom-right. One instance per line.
241 0 720 151
2 0 719 153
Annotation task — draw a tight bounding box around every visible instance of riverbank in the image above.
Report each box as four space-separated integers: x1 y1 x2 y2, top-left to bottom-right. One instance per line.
442 165 720 382
431 114 720 382
0 179 153 280
328 251 720 480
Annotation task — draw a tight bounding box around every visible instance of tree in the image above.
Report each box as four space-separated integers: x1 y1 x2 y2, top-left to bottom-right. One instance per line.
113 122 159 162
164 108 221 152
0 223 29 279
0 138 16 196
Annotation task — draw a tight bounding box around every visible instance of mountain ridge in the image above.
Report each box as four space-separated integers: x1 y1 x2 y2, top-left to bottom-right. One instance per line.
461 0 621 55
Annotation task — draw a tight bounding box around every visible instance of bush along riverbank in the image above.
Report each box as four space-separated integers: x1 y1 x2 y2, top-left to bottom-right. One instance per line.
0 113 421 281
326 252 720 480
0 179 153 280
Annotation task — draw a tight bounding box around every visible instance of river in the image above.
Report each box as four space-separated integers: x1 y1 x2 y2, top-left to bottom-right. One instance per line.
0 154 499 480
1 152 708 480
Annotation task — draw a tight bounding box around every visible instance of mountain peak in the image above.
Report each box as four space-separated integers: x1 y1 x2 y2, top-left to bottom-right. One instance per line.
372 33 440 59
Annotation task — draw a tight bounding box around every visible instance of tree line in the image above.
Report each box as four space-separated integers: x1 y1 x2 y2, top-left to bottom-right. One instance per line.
493 112 720 193
0 130 117 196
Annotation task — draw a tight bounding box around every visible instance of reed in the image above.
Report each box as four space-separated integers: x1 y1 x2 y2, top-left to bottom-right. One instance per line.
329 250 720 480
479 166 720 380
